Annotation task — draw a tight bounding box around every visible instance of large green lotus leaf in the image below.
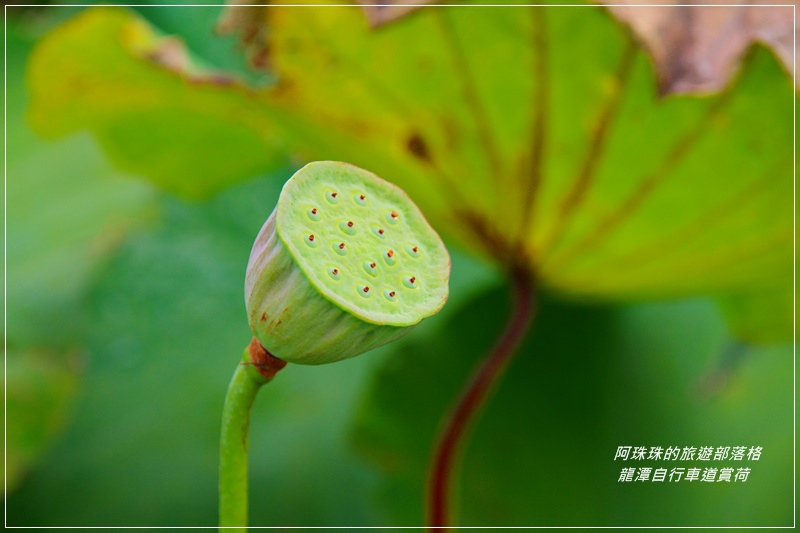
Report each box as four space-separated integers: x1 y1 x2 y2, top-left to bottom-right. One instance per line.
4 347 81 495
256 2 794 343
257 2 793 299
26 7 289 199
26 5 793 341
352 285 793 525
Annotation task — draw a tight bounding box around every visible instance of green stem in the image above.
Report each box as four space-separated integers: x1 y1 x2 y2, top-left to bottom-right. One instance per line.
219 340 285 530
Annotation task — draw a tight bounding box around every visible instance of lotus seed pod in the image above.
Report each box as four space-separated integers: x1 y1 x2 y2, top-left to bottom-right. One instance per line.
245 161 451 365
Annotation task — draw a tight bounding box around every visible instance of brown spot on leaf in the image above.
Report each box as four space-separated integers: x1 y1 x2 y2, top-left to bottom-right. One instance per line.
260 312 267 322
406 133 432 163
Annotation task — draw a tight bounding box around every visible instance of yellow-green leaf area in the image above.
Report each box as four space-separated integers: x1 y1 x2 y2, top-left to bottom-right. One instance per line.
27 7 288 199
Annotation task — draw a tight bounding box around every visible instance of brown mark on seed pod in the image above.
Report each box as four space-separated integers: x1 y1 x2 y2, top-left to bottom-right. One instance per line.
247 337 287 379
260 312 267 322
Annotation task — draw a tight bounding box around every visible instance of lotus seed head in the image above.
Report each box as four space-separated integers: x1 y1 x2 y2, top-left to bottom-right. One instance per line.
245 161 451 365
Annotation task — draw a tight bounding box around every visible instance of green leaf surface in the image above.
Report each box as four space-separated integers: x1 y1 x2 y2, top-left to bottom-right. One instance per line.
4 347 82 494
26 4 793 341
716 284 796 345
26 7 289 199
7 133 158 345
352 286 793 526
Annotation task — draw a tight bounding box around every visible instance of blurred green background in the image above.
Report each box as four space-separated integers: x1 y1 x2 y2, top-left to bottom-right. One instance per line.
4 1 795 526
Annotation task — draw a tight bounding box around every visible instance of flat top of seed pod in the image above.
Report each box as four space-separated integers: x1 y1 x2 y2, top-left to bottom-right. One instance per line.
276 161 450 327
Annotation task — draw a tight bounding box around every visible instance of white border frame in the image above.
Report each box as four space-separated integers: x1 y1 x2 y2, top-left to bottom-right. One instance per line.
3 2 796 529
